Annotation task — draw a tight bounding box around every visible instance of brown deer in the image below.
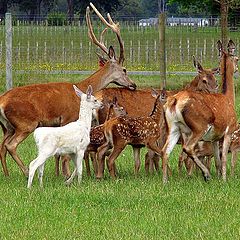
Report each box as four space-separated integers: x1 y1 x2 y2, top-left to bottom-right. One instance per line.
179 124 240 177
96 89 170 179
57 96 127 177
0 3 136 177
161 40 238 183
178 141 213 176
93 58 218 176
95 58 218 124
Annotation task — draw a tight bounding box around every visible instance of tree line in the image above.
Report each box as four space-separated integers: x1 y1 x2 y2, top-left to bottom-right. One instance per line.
1 0 240 19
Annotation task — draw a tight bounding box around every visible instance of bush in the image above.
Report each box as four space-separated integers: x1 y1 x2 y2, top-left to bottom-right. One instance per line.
47 12 67 26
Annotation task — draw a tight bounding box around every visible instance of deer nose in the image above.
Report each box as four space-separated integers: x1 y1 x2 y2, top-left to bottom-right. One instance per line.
129 82 137 90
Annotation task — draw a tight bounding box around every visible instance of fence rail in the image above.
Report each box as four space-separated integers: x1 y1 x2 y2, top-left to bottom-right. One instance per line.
0 14 240 88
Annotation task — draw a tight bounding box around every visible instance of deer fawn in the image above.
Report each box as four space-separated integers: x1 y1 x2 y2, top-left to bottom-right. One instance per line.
27 85 103 188
161 40 238 183
57 97 127 177
0 3 136 177
96 89 168 179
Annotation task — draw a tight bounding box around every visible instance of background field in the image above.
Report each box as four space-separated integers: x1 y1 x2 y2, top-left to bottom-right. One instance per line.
1 18 240 239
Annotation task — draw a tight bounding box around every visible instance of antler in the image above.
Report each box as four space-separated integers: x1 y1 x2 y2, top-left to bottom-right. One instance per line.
89 2 125 64
86 6 108 55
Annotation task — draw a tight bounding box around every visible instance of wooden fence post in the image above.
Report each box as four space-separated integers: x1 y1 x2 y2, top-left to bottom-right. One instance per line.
5 13 13 90
159 12 166 88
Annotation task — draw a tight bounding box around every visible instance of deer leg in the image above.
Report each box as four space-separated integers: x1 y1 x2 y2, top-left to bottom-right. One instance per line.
162 126 181 183
107 144 125 179
145 150 150 174
38 163 45 188
55 155 60 176
152 153 160 173
179 151 193 176
65 154 77 186
183 142 210 181
149 140 172 179
212 141 221 177
90 152 98 176
145 150 159 174
28 152 52 188
0 130 13 176
84 152 91 177
133 147 141 175
75 151 84 184
230 149 238 176
96 142 111 179
61 155 71 178
5 130 31 177
221 134 231 181
178 150 185 175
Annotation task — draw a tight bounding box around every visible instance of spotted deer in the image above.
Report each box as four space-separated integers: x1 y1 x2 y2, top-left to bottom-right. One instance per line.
58 97 127 177
96 89 169 179
0 3 136 177
161 40 238 183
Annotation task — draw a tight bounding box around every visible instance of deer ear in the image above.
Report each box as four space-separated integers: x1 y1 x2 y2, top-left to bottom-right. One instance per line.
228 39 235 55
73 85 83 98
160 88 167 103
151 89 159 98
86 85 93 99
108 46 116 60
193 56 203 72
196 62 203 73
96 52 108 67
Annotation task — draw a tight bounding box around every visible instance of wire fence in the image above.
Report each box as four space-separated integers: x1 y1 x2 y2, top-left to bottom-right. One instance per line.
0 14 240 87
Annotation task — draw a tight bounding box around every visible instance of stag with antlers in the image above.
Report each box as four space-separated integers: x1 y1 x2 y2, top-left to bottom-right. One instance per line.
0 3 136 177
161 40 238 183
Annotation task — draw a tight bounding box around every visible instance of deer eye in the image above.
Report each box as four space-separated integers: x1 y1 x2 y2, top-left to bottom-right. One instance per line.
202 79 207 84
123 68 127 74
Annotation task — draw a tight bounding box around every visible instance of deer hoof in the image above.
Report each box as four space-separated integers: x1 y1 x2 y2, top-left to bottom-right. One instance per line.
203 174 211 182
96 175 103 181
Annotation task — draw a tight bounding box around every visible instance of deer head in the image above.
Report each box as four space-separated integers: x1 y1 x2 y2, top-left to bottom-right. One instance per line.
192 56 219 93
86 3 136 90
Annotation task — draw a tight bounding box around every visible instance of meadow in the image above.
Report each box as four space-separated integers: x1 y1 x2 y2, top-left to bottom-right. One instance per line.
0 73 240 239
0 19 240 239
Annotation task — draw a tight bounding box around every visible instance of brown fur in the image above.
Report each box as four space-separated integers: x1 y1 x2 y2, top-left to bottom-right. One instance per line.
0 51 136 177
94 61 218 175
58 97 127 177
161 40 238 183
180 125 240 177
96 90 169 179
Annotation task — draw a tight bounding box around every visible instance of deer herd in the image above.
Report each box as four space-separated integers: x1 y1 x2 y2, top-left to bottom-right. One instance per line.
0 3 239 188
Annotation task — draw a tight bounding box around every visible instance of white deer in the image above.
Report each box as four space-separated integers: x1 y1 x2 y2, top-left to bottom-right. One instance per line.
27 85 102 188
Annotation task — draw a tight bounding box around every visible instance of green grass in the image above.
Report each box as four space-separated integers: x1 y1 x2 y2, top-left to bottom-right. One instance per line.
0 73 240 239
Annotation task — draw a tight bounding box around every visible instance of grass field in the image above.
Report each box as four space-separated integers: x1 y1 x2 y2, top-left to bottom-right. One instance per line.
0 73 240 239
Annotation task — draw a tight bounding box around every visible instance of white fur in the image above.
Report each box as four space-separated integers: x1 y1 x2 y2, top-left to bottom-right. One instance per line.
27 85 102 188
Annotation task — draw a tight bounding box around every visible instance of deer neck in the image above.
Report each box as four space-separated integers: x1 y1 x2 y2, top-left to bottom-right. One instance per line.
78 103 94 132
221 54 235 104
150 100 163 124
185 75 199 90
75 63 110 93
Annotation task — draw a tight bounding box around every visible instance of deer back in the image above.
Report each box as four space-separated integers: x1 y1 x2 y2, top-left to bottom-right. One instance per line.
95 65 217 124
